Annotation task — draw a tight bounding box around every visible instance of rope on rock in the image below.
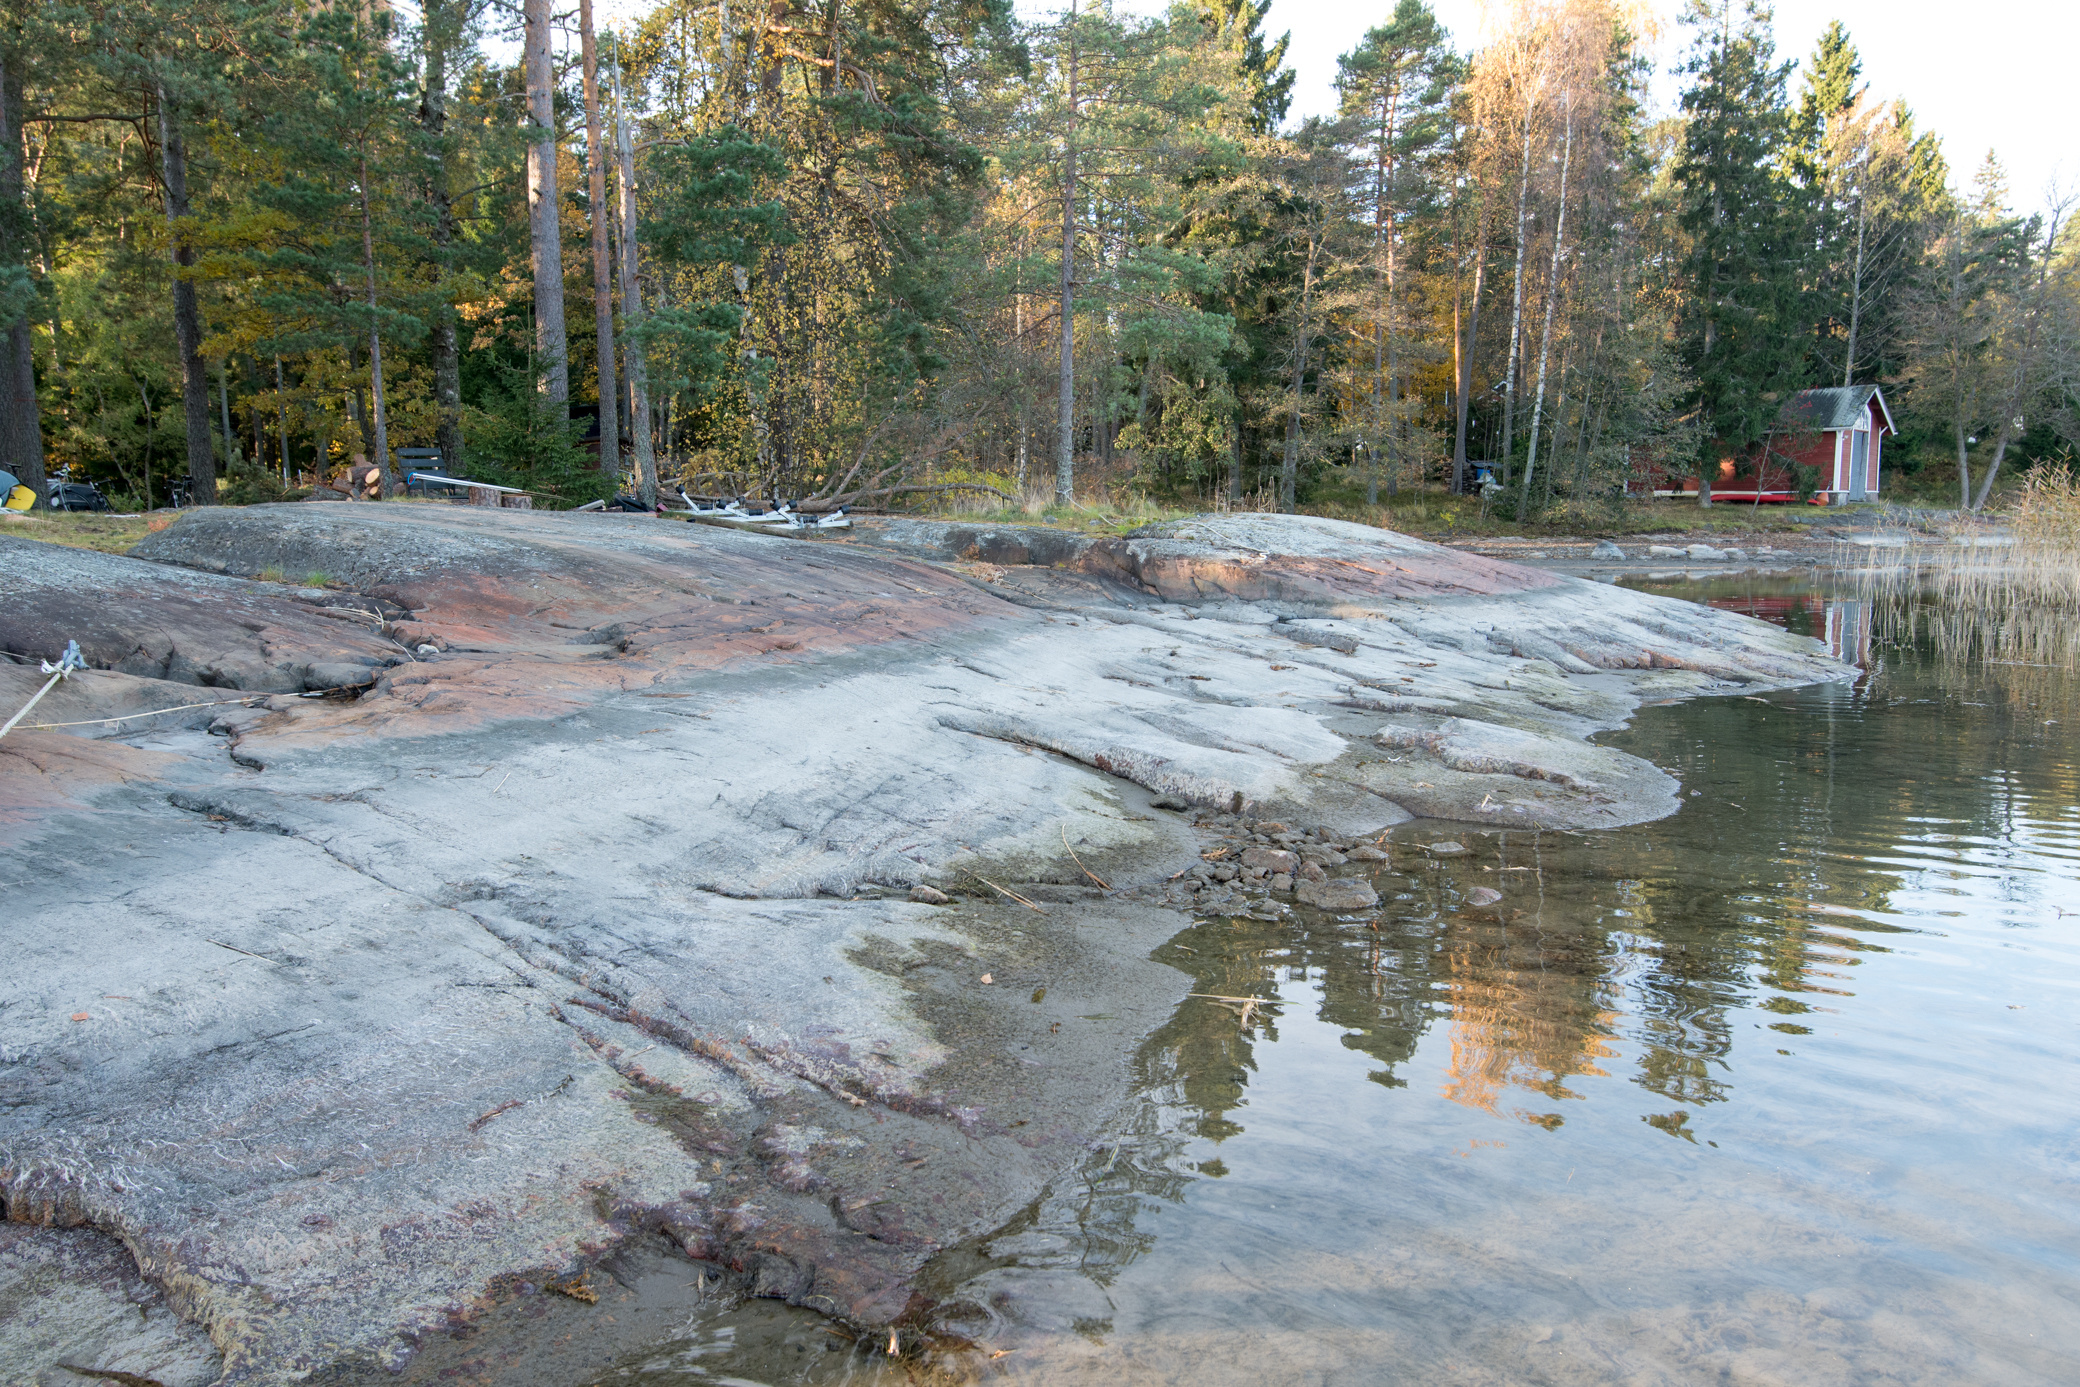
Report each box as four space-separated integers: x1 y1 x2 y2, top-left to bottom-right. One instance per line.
0 640 86 741
2 642 373 739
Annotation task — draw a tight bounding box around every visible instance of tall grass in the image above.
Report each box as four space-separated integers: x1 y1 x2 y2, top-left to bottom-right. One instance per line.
1851 465 2080 677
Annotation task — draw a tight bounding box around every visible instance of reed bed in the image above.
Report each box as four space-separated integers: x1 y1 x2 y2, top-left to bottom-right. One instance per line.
1848 466 2080 684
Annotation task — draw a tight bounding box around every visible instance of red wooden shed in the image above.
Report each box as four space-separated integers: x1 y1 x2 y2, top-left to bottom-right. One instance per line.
1638 384 1896 503
1776 384 1895 504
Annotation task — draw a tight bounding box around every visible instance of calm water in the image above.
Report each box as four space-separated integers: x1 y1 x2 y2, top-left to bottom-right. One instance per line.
614 580 2080 1386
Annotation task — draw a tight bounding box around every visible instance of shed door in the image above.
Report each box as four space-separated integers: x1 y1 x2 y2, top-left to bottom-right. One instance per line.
1849 429 1869 500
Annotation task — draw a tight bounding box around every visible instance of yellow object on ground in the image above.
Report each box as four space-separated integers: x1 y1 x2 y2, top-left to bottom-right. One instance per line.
3 484 34 511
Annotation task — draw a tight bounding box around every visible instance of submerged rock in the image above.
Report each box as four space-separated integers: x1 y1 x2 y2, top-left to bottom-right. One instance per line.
1295 877 1380 911
0 507 1849 1383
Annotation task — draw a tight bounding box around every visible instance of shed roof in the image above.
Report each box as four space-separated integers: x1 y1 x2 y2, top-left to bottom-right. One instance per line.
1780 384 1895 435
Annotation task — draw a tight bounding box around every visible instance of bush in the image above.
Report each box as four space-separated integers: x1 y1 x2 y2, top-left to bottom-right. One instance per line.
461 364 619 509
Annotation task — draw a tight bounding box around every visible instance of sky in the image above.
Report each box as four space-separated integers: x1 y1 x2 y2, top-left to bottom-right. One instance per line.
1265 0 2076 215
559 0 2072 215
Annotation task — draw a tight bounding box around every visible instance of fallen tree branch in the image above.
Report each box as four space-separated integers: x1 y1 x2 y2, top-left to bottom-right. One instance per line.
1061 825 1110 890
800 481 1013 514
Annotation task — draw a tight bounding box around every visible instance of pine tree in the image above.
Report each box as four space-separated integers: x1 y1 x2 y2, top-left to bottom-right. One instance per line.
1336 0 1454 502
1673 0 1811 505
0 24 46 505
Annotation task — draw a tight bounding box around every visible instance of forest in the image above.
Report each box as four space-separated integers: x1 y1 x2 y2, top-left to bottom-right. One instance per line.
0 0 2072 519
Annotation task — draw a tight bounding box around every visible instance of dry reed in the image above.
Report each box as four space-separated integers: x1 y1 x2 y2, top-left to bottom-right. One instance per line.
1849 465 2080 682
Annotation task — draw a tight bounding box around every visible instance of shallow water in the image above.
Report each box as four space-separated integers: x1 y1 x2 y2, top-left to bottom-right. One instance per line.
577 580 2080 1386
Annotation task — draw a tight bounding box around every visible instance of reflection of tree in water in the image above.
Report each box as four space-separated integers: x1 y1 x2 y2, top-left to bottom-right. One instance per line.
916 606 2079 1371
1434 911 1618 1124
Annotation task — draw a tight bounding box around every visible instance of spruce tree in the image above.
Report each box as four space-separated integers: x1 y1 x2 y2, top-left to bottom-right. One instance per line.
1201 0 1293 135
1673 0 1811 505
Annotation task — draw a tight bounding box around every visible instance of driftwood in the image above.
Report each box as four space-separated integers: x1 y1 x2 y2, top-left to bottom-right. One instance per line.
798 481 1012 514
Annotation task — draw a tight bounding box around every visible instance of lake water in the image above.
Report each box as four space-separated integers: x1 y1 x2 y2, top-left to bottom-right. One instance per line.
585 579 2080 1385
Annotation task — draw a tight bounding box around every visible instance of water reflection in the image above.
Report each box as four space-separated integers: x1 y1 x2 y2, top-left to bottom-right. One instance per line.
615 585 2080 1386
1702 589 1874 665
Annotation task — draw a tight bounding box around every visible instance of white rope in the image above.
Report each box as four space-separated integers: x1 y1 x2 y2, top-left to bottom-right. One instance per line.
0 641 85 741
2 643 370 738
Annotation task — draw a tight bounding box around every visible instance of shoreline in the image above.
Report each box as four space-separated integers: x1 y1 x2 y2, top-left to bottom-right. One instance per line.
1 508 1850 1384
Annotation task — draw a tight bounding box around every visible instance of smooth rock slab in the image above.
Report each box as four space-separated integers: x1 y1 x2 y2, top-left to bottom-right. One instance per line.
0 506 1853 1384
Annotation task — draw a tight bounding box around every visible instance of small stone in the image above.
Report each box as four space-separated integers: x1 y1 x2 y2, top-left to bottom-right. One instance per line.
1296 877 1380 911
1345 845 1389 861
1268 873 1293 893
908 885 950 905
1240 846 1298 875
1466 886 1503 906
416 643 440 656
1150 794 1192 811
1427 841 1467 856
1298 861 1327 882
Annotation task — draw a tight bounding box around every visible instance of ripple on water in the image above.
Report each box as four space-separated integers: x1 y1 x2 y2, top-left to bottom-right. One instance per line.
567 595 2080 1387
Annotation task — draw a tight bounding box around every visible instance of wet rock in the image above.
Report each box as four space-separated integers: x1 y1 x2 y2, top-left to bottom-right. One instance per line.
1428 841 1468 856
1591 540 1626 559
1240 847 1298 875
1345 845 1389 861
0 505 1852 1380
1295 877 1380 911
1465 886 1504 906
1298 861 1327 882
909 885 951 905
0 1224 220 1387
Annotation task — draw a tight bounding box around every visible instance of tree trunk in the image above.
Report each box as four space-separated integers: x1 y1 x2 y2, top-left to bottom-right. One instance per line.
1014 272 1030 490
1955 423 1972 510
1971 209 2066 511
0 47 45 507
1054 7 1078 509
579 0 619 478
1499 94 1536 483
1842 181 1867 387
1520 98 1573 511
275 357 291 485
1280 230 1322 514
1453 206 1487 494
217 359 236 466
525 0 569 407
421 0 464 466
1229 414 1242 506
1380 85 1402 502
154 80 216 504
610 44 658 505
358 147 395 497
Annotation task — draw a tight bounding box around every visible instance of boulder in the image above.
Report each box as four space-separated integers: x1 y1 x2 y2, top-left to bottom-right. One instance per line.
1240 846 1298 875
1295 877 1380 911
